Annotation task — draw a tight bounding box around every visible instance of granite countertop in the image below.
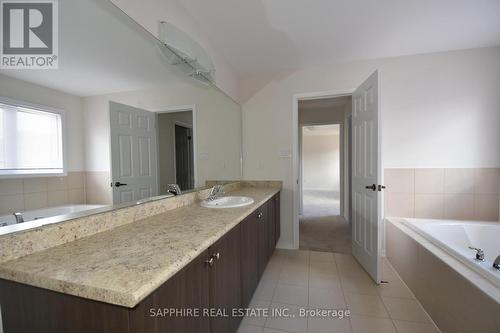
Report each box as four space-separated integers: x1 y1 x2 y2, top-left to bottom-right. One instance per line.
0 186 280 308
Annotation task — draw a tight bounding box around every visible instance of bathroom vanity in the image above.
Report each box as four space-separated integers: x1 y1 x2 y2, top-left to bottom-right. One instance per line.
0 184 280 333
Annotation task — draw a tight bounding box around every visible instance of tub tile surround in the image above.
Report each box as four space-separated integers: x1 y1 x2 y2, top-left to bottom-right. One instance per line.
384 168 500 221
0 181 281 307
0 172 87 215
386 218 500 333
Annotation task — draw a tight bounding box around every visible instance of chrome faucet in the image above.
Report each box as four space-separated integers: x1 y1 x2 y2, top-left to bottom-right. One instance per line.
13 212 24 224
493 255 500 270
468 246 485 261
207 185 224 201
167 184 182 196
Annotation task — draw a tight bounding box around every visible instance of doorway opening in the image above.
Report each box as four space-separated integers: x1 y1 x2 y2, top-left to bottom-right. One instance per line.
173 122 194 190
157 110 195 194
297 96 353 254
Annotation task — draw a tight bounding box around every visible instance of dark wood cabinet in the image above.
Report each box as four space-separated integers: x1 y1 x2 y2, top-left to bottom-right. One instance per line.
274 193 281 244
129 250 210 333
268 197 276 257
208 226 242 333
271 192 281 246
256 204 269 278
240 212 259 307
0 191 281 333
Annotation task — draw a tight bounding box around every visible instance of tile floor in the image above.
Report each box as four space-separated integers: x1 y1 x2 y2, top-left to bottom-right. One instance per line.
237 249 441 333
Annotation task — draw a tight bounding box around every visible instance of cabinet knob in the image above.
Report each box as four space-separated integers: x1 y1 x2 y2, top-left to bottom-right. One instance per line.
257 212 263 219
205 257 215 267
213 252 221 261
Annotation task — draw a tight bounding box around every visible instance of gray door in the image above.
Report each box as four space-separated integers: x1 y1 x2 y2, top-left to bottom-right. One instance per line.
110 102 158 204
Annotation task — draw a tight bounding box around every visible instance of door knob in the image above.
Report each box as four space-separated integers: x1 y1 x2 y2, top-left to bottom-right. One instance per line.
378 185 386 191
114 182 128 187
365 184 376 191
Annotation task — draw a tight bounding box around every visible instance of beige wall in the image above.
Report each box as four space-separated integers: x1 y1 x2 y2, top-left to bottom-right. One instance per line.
242 46 500 248
158 111 193 194
302 132 340 190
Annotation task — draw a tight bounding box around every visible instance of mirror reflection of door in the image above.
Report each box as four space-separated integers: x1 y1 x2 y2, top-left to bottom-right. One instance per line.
110 102 159 204
174 123 194 190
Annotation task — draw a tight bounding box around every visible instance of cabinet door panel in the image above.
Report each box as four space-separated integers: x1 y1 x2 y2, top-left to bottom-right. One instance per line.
257 204 269 277
209 226 242 333
268 197 276 257
275 193 281 244
129 250 210 333
0 279 129 333
240 214 259 307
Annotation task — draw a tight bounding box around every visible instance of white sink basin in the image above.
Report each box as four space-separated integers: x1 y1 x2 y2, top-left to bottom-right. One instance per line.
201 196 254 208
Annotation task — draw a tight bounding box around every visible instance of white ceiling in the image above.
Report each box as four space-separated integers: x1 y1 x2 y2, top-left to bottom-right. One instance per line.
0 0 187 97
177 0 500 91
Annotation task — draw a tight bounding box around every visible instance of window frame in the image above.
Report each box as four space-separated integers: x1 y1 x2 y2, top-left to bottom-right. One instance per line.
0 96 67 179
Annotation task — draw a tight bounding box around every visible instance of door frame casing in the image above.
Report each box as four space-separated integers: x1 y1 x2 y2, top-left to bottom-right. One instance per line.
154 105 198 188
292 89 353 249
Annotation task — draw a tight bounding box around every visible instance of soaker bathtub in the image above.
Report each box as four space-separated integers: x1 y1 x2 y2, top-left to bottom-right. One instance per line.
0 204 106 235
402 218 500 288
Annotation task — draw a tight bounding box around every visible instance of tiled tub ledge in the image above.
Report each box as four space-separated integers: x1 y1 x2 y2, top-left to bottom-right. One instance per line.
385 218 500 333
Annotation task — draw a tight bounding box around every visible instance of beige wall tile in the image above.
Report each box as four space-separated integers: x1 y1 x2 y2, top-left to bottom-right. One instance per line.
444 168 474 194
0 179 23 195
474 194 499 221
416 247 466 333
67 172 85 189
47 176 68 191
415 169 444 194
384 193 414 218
24 192 48 210
385 169 414 193
462 279 500 332
474 168 499 194
414 194 444 219
47 190 69 207
444 194 474 220
68 189 86 204
22 177 47 194
0 194 24 214
385 222 418 293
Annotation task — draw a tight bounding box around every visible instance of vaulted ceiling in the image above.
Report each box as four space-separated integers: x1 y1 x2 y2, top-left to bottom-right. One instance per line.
177 0 500 100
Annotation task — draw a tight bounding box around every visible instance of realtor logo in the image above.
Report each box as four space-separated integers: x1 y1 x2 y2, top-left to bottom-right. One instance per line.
1 0 58 69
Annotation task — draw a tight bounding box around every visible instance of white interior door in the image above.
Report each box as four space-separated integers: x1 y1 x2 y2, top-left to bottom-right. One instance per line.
351 71 382 283
110 102 158 204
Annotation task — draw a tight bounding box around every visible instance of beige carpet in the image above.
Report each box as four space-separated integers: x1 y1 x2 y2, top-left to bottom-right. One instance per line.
299 215 352 254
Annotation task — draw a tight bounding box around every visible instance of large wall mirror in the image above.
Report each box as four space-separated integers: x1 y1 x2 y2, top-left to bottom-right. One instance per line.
0 0 242 230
